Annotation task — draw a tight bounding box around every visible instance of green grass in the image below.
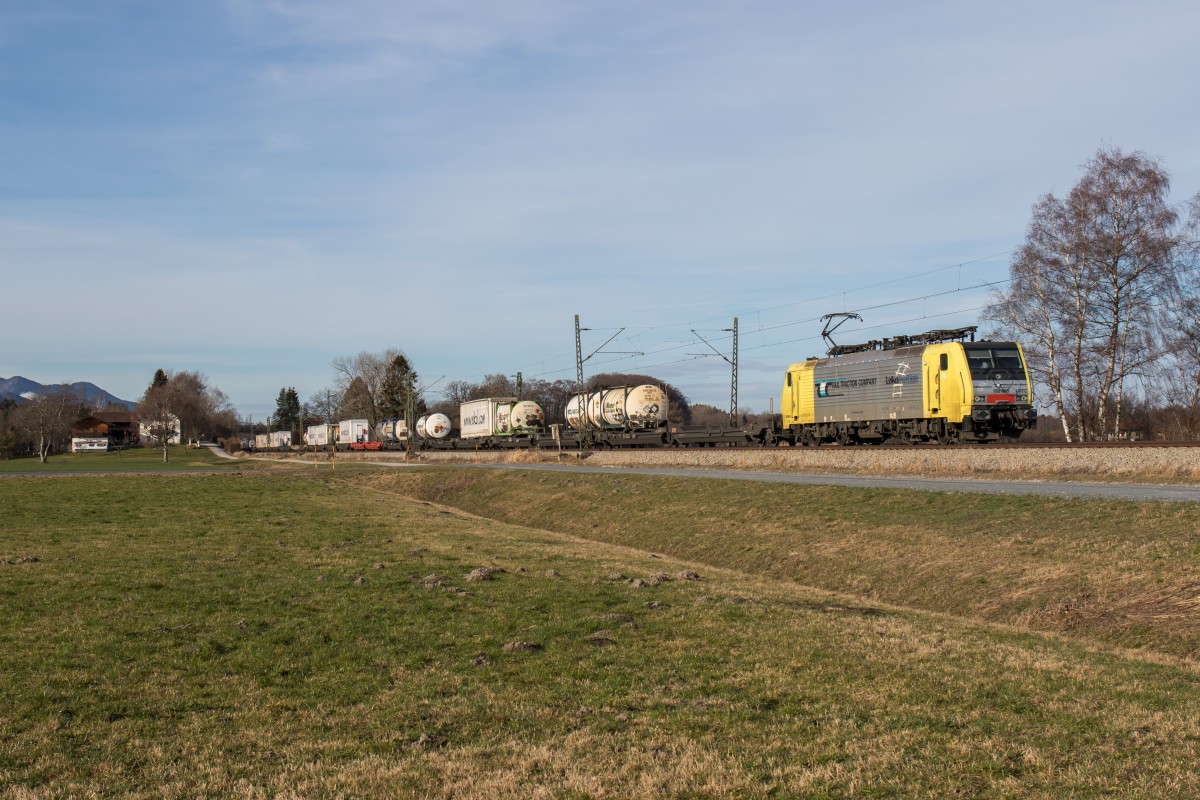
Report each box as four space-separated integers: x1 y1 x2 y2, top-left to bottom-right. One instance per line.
3 469 1200 797
365 468 1200 660
0 445 239 473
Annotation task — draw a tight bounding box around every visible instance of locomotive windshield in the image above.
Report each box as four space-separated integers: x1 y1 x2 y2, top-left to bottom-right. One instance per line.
964 344 1025 380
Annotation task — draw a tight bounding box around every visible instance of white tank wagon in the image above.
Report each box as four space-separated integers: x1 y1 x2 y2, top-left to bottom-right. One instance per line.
508 400 546 432
415 413 453 440
254 433 270 449
566 385 668 431
376 418 408 443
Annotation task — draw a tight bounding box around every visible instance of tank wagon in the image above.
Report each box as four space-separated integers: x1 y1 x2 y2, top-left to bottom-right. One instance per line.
376 418 408 443
415 413 453 441
779 327 1037 445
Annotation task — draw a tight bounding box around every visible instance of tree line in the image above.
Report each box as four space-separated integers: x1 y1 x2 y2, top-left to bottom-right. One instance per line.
985 146 1200 441
295 352 707 434
0 368 239 462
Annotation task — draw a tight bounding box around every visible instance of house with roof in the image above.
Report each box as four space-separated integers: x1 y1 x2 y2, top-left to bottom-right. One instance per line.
71 411 140 448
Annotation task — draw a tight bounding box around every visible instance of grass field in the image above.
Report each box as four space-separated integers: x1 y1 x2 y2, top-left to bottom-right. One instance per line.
372 467 1200 660
0 446 239 473
3 467 1200 797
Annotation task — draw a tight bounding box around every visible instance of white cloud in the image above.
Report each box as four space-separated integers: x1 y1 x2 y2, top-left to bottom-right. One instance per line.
4 0 1200 411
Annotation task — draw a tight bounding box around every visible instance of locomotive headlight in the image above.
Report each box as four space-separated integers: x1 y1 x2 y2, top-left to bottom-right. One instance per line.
974 395 985 402
1016 393 1028 401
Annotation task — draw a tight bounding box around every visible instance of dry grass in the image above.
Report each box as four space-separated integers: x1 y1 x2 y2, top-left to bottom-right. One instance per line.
5 471 1200 797
364 468 1200 660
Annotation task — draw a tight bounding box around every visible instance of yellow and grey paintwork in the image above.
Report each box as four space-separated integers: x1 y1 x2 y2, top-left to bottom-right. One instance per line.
780 341 1034 438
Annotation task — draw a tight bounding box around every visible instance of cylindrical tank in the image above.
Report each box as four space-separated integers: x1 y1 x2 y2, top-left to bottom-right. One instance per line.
422 413 452 439
494 402 513 434
509 400 545 431
565 394 587 429
565 386 668 429
376 418 408 441
561 395 580 431
606 385 668 428
587 391 606 428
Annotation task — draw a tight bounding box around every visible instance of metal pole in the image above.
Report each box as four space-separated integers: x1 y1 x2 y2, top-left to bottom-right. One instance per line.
731 316 738 427
575 315 587 451
405 371 415 459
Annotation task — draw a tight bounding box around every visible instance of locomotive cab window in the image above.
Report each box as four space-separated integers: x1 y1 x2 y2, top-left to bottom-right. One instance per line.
939 354 948 371
965 345 1024 379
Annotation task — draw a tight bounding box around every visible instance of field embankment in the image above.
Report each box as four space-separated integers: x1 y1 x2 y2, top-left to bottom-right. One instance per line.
301 443 1200 483
4 470 1200 797
365 468 1200 660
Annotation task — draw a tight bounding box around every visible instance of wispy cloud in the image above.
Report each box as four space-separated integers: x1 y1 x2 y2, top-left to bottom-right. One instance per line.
2 0 1198 410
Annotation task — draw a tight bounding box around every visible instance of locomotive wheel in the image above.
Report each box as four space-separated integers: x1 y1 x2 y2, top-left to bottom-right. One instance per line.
934 422 957 445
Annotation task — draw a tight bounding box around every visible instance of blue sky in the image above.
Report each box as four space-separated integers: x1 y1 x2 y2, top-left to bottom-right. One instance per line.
3 1 1199 420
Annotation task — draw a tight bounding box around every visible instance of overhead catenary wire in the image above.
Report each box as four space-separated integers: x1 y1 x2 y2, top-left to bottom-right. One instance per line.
511 276 1011 384
422 247 1023 397
517 253 1015 379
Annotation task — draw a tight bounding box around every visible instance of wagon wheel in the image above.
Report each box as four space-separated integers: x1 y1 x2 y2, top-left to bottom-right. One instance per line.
835 428 852 446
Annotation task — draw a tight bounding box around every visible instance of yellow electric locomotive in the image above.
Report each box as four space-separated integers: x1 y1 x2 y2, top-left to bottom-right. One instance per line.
779 325 1037 445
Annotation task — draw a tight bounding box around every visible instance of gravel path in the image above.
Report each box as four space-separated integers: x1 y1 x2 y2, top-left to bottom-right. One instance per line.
423 462 1200 504
297 445 1200 503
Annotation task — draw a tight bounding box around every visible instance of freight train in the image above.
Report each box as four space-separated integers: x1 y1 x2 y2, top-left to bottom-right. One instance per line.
249 326 1036 452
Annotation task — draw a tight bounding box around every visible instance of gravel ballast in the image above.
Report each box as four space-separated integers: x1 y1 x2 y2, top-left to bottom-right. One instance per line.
292 445 1200 483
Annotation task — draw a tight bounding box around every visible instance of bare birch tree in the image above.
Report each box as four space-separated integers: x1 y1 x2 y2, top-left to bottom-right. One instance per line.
1149 193 1200 436
985 147 1182 440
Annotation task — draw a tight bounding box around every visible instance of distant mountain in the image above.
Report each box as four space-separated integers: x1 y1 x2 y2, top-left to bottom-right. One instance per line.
0 376 137 411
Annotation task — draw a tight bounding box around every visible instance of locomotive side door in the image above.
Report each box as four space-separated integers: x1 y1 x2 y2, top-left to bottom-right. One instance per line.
781 368 799 427
924 345 950 418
